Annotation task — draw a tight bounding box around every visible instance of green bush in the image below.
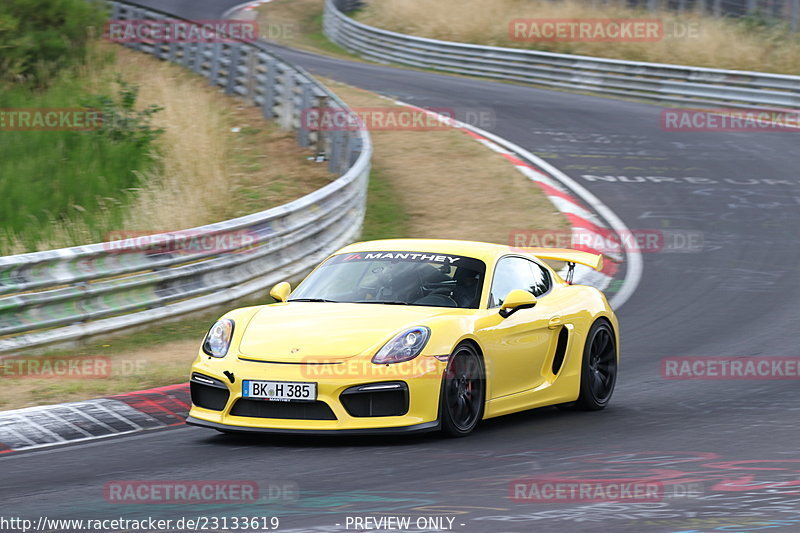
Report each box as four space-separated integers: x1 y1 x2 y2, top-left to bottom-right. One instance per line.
0 0 106 87
0 76 163 252
82 76 165 148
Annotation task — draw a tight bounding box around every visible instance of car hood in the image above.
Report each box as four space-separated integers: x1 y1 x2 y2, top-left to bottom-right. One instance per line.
238 303 451 361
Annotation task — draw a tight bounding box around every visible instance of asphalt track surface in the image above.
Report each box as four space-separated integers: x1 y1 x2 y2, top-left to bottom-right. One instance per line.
2 2 799 532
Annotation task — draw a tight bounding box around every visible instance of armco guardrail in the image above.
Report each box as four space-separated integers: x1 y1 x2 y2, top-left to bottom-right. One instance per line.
0 1 372 354
324 0 800 110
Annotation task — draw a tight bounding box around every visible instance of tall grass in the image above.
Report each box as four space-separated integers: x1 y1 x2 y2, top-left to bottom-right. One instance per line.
355 0 800 73
0 50 160 253
0 0 106 88
1 45 336 255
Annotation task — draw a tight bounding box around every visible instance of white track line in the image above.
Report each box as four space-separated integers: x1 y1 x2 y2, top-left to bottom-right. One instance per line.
487 136 643 309
222 0 273 19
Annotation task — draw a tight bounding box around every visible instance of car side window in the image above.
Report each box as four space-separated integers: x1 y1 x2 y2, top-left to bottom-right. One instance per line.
528 260 551 297
489 257 551 307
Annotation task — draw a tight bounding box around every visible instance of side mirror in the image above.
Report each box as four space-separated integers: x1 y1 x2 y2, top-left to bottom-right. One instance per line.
499 289 537 318
270 282 291 302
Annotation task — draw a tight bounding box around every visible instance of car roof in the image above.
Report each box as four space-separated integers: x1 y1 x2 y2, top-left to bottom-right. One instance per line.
335 239 519 263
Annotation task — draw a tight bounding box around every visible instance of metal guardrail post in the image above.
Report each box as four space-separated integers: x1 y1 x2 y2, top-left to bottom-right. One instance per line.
130 7 143 52
244 48 258 103
263 58 277 119
297 81 313 147
192 42 206 75
328 129 343 173
343 133 359 174
154 13 169 60
179 42 192 69
226 42 243 95
315 95 329 160
168 38 179 63
280 71 296 131
209 42 223 87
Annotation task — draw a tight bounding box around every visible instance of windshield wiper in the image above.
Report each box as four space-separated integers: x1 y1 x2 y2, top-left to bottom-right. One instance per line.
288 298 340 303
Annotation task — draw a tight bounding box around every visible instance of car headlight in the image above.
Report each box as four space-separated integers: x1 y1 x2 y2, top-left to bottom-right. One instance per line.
372 326 431 364
202 319 235 357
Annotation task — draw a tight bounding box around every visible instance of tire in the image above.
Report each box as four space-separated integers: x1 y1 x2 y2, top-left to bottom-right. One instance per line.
574 319 618 410
440 343 486 437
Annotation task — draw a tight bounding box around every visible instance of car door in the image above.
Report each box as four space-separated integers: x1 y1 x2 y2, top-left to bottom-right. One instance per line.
478 256 560 399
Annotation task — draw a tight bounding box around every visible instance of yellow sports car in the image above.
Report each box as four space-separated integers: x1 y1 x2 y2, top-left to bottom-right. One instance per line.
187 239 619 437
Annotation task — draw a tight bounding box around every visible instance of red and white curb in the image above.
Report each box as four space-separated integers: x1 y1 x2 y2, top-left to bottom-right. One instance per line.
0 384 189 454
394 99 642 305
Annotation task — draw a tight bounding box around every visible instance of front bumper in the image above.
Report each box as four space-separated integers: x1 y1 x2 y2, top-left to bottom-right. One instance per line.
186 416 440 435
187 355 447 433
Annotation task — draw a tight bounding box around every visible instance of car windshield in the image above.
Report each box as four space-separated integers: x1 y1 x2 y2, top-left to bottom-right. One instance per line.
289 251 486 308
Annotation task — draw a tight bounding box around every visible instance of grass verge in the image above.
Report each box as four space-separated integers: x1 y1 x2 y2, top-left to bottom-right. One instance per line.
1 43 335 254
354 0 800 74
361 167 409 241
0 315 213 410
0 47 158 253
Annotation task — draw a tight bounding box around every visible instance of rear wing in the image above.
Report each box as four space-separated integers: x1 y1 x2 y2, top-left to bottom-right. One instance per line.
519 247 604 272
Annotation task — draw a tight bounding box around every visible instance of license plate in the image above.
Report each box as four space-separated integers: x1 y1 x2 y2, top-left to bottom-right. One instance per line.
242 380 316 402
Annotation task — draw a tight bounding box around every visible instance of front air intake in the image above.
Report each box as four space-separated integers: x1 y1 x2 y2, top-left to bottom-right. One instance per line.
190 373 230 411
340 382 409 417
230 399 337 420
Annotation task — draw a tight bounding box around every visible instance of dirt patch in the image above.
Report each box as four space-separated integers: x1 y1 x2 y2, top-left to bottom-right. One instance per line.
0 340 198 410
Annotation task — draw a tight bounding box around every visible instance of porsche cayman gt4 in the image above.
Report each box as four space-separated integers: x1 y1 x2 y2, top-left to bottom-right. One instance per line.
187 239 619 437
